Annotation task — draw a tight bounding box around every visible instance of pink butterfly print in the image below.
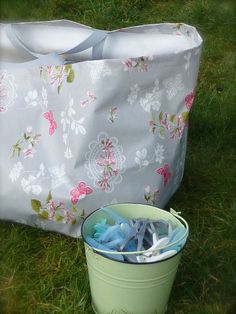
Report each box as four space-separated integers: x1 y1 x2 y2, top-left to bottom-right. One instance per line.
70 181 93 205
185 90 195 111
43 110 57 135
155 164 171 186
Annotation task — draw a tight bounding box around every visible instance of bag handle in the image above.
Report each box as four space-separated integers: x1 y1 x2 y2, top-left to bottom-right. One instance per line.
2 24 108 68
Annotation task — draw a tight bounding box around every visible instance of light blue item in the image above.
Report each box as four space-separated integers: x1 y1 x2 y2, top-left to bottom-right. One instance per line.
85 236 124 262
88 207 188 263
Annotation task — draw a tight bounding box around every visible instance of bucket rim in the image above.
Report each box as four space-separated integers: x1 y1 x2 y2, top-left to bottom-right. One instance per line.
81 203 189 256
84 240 187 265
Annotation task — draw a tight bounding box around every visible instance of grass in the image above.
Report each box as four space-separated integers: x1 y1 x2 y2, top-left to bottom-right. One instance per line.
0 0 236 313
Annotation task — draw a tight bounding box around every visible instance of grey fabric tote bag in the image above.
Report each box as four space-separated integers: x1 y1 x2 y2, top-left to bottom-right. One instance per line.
0 20 202 237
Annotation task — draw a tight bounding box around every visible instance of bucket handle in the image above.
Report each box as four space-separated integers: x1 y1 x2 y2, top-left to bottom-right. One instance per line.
86 208 189 256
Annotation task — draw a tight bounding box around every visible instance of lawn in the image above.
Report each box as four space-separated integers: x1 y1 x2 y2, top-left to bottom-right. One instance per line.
0 0 236 313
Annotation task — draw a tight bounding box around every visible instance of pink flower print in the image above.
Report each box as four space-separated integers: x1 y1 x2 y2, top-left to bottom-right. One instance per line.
33 133 41 144
43 110 57 135
31 192 80 225
155 164 171 187
41 65 74 93
122 58 136 72
185 90 195 111
101 138 114 153
11 127 41 158
48 200 57 220
80 100 88 108
70 181 93 205
80 91 97 108
169 115 184 140
160 112 169 128
177 115 184 139
0 106 6 113
23 145 36 158
98 174 111 191
149 119 157 134
64 210 75 224
97 156 116 168
47 65 66 87
87 91 96 101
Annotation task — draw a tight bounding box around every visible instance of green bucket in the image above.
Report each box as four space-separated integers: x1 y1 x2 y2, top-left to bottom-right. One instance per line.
81 203 189 314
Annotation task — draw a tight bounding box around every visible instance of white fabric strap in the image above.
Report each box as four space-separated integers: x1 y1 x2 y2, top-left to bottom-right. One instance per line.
1 24 108 68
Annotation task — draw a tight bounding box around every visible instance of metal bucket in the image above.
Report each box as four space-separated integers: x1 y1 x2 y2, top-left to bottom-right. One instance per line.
81 203 189 314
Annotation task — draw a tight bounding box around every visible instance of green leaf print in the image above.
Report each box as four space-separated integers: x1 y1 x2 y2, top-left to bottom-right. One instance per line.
31 200 42 213
39 211 49 220
182 112 189 123
170 114 176 123
46 191 52 204
66 69 75 83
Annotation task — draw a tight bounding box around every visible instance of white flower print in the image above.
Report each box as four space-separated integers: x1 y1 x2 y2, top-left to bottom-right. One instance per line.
9 162 23 182
41 87 48 109
62 133 68 145
140 80 161 113
0 71 17 113
127 84 140 105
10 163 47 195
144 185 159 205
154 144 165 164
61 98 86 159
133 143 165 171
135 148 149 167
184 52 191 70
144 185 151 194
38 163 45 177
21 176 42 195
140 93 161 112
61 98 86 135
48 164 67 189
24 90 38 107
23 87 48 110
64 147 73 159
163 74 184 100
71 117 86 135
88 62 112 84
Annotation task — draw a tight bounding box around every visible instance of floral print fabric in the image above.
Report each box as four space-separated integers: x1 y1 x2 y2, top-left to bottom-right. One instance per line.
0 22 202 237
